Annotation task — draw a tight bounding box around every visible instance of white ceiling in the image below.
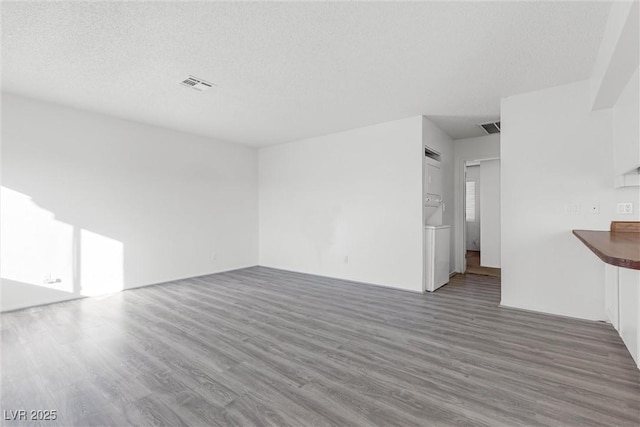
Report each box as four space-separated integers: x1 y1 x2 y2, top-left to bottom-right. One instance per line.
2 1 611 146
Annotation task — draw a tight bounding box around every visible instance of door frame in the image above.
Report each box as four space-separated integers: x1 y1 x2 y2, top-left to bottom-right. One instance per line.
457 157 499 274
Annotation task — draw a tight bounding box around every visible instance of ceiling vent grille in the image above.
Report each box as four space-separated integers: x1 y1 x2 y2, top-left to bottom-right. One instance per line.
479 121 501 134
180 75 214 92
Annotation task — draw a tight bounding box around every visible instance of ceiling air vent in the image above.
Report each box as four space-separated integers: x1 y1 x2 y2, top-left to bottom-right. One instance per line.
180 75 214 92
479 121 501 134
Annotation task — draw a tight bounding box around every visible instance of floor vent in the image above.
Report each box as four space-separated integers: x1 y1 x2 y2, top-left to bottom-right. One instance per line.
180 75 214 92
479 121 501 134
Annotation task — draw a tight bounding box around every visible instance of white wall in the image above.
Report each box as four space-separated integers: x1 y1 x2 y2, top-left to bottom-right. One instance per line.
465 165 481 251
590 0 639 110
501 80 640 321
479 159 500 268
453 134 500 272
613 66 639 185
1 93 258 311
259 116 430 292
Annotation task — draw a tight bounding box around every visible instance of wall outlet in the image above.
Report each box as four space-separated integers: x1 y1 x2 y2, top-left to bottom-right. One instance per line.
589 202 600 215
617 203 633 214
565 202 580 215
43 275 61 285
344 255 349 264
212 251 217 261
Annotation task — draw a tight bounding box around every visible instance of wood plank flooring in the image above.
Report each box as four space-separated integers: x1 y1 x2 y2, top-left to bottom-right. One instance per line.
465 251 501 278
2 267 639 426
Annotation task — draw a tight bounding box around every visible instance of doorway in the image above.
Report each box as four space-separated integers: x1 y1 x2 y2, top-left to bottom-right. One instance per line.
463 159 501 277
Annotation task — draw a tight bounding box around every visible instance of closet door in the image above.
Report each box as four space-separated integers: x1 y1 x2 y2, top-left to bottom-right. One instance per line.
425 162 442 198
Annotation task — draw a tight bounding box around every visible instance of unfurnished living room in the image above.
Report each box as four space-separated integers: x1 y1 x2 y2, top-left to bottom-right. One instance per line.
1 1 639 426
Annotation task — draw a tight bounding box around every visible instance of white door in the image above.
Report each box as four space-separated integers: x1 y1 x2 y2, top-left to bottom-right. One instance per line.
480 159 500 268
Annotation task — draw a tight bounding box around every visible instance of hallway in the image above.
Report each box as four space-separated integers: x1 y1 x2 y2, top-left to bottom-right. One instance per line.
466 250 501 277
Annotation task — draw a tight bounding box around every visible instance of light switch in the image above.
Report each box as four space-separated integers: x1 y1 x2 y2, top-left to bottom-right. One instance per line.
565 202 580 215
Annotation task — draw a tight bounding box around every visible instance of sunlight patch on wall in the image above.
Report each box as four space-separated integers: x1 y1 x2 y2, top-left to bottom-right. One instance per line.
80 229 124 296
1 186 125 298
0 186 74 292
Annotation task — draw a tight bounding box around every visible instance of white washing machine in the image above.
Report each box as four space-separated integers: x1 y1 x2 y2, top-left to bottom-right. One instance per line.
424 225 450 292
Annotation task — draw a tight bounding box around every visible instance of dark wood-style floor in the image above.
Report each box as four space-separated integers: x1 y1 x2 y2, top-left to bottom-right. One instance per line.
2 267 639 426
466 251 501 277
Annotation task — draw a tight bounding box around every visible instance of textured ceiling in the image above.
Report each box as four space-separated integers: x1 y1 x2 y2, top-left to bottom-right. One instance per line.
1 1 611 146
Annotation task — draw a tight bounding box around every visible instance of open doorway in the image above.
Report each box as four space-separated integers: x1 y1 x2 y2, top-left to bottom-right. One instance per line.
464 159 501 277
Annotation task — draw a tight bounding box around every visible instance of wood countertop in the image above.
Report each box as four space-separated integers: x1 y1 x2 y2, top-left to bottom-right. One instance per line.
573 229 640 270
